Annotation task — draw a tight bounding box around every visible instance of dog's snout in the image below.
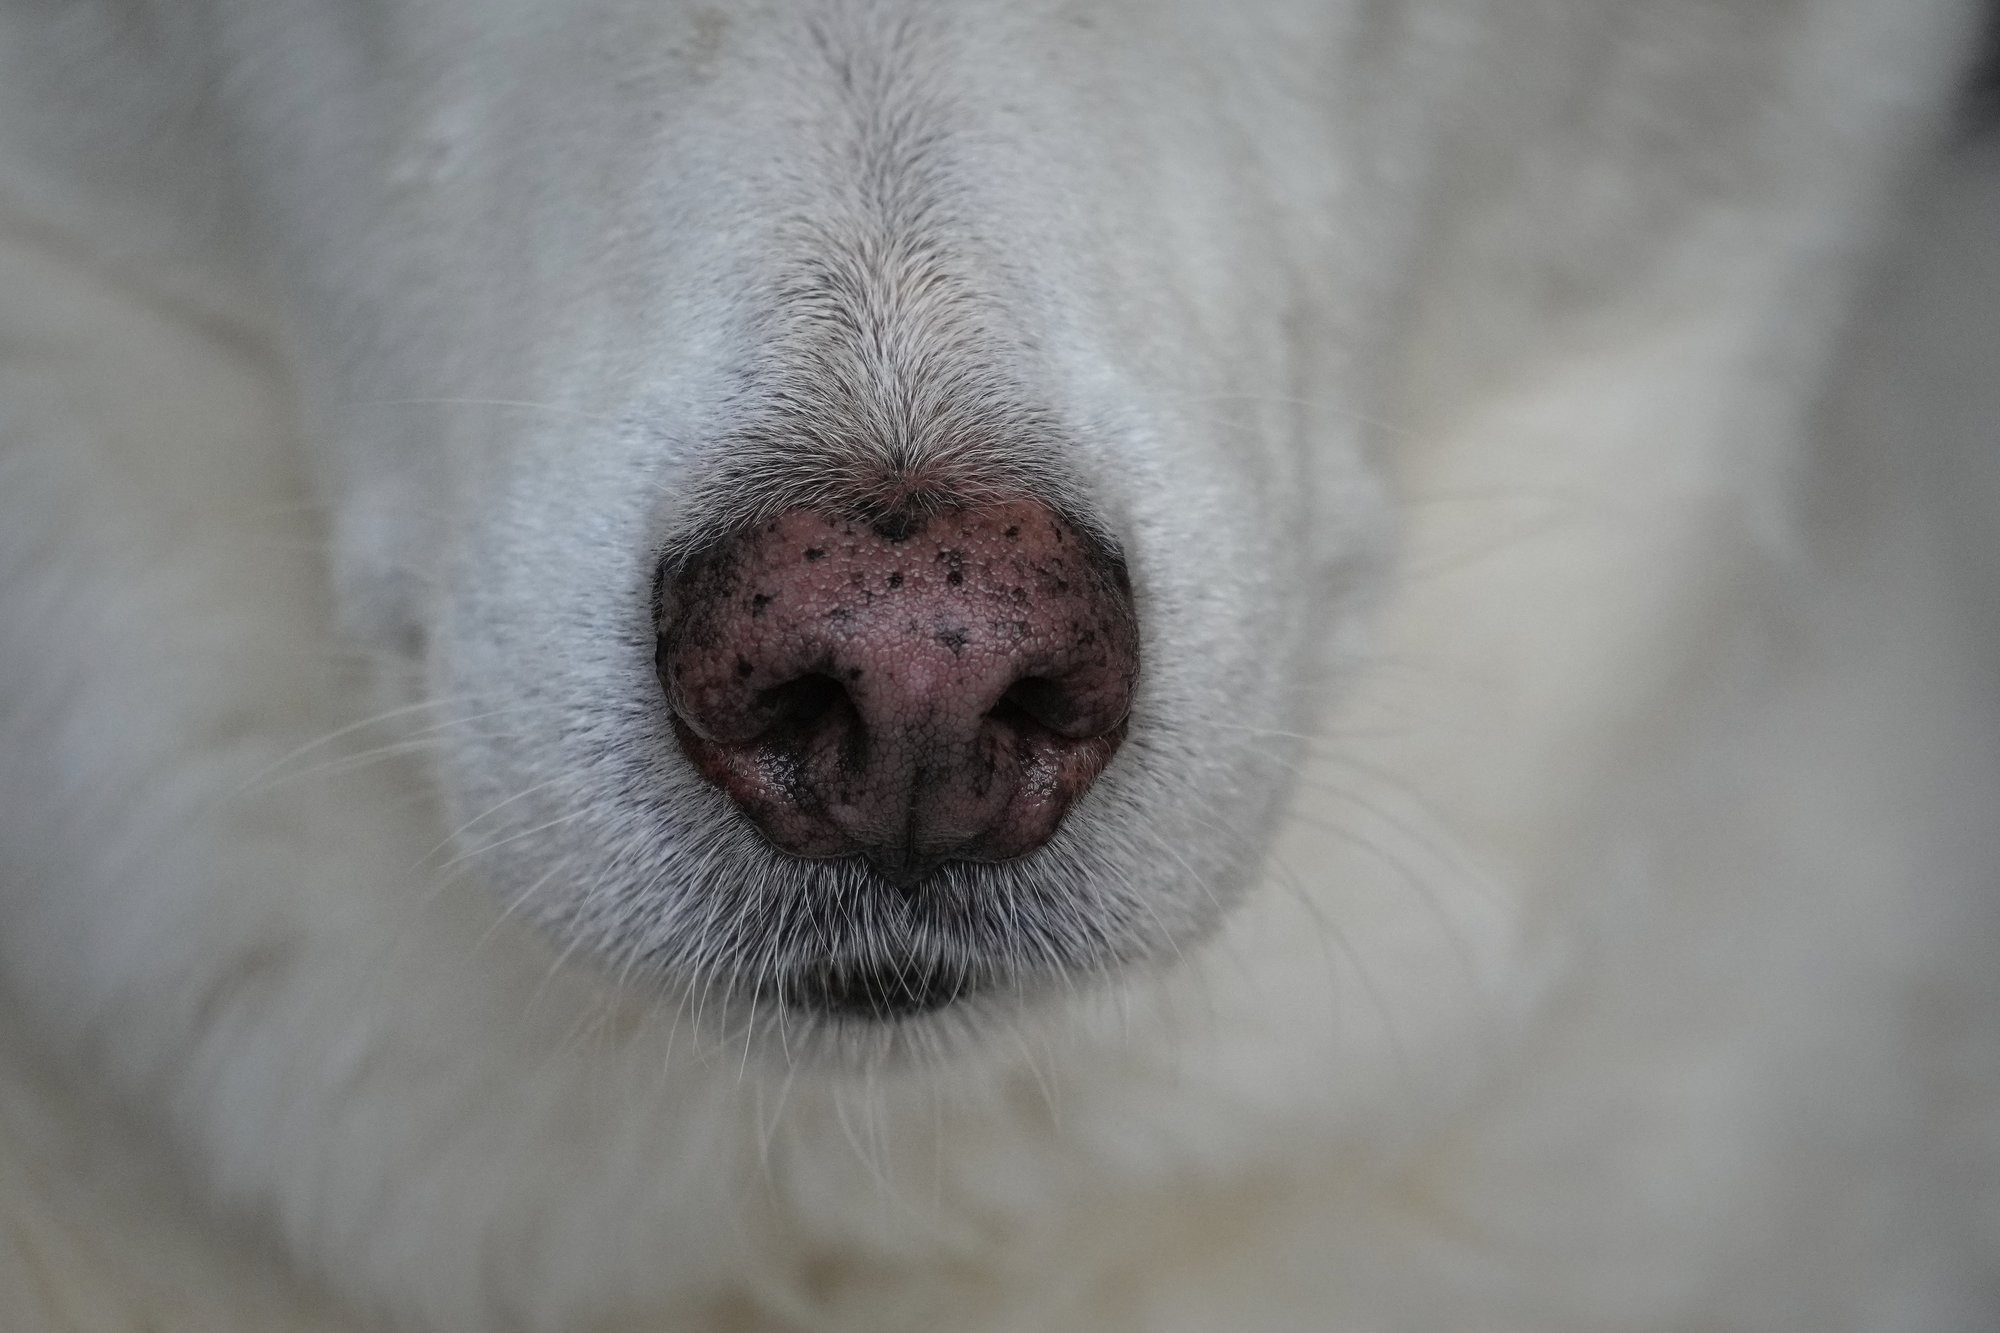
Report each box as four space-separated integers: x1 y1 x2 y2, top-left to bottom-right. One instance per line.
660 501 1138 881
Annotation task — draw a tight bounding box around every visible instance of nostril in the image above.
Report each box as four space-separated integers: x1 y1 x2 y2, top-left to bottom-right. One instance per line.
991 677 1090 737
751 672 849 738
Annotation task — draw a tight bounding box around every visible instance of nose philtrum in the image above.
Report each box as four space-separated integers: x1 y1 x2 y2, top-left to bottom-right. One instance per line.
658 500 1139 881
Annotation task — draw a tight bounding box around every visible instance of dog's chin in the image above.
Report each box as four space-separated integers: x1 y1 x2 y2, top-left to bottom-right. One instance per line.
756 861 1010 1027
489 812 1175 1053
685 855 1113 1050
772 954 983 1023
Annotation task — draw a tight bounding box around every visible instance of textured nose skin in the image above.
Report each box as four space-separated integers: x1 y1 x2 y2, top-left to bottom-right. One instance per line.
659 501 1138 881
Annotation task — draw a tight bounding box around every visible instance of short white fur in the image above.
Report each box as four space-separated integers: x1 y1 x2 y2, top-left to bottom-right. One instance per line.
0 2 1996 1329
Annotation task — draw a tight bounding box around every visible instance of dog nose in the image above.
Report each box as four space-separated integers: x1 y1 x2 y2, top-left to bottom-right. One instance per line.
659 500 1138 882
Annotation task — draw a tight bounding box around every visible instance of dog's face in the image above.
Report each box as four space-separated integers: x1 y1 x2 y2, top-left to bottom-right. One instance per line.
290 2 1384 1049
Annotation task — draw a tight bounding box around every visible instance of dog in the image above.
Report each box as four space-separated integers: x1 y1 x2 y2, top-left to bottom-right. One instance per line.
1 2 1996 1328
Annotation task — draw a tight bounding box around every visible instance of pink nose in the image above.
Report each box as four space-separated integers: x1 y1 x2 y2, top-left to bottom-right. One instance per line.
658 500 1138 883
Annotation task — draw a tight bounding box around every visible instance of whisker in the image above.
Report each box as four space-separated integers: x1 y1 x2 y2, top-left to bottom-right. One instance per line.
221 693 488 801
430 810 591 875
1263 850 1420 1113
417 775 573 871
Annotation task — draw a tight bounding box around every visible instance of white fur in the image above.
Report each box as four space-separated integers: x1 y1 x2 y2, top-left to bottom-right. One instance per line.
1 2 1996 1329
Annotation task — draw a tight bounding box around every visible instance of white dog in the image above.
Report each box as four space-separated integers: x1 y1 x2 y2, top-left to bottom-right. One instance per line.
1 2 1996 1329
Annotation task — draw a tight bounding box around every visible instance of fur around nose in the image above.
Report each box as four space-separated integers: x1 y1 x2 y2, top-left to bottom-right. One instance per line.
659 500 1138 881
